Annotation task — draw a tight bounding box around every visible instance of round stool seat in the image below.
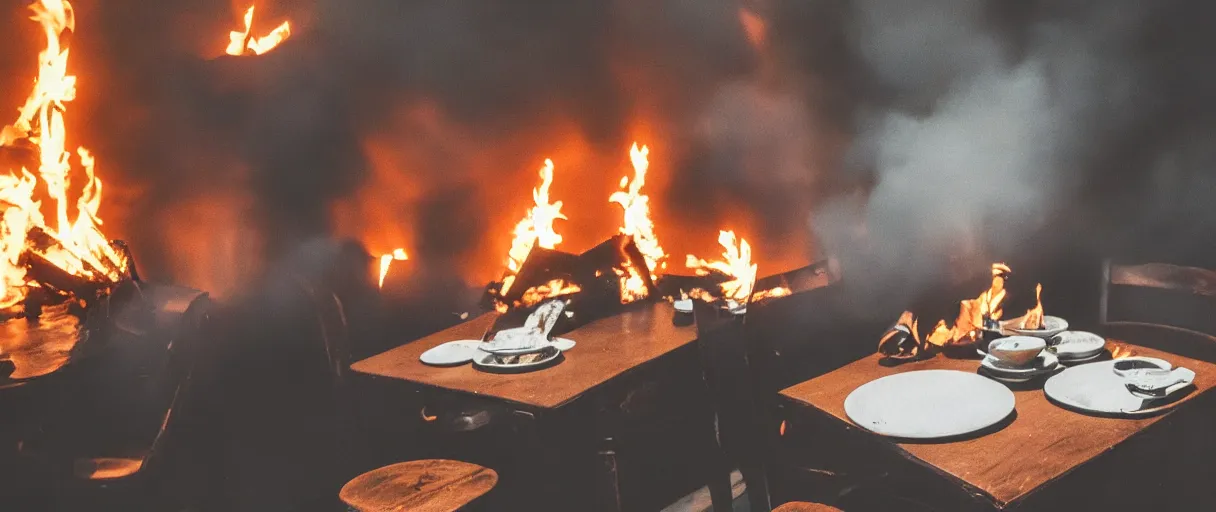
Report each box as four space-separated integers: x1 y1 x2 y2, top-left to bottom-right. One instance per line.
340 459 497 512
774 501 843 512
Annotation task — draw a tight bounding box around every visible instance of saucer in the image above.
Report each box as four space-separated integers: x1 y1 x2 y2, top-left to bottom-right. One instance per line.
981 351 1059 377
1051 331 1106 360
1057 350 1104 365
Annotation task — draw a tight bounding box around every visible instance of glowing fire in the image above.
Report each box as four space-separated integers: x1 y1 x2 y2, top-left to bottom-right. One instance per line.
1016 283 1044 330
378 248 408 288
926 263 1011 346
615 260 648 303
685 230 789 302
1110 345 1135 360
610 143 666 277
500 159 566 295
0 0 127 311
516 279 580 310
226 6 292 56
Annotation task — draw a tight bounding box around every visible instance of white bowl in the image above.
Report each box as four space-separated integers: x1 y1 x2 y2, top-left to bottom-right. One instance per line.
1004 315 1068 339
988 336 1047 367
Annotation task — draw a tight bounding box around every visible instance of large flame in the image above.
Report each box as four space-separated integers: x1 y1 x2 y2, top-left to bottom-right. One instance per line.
609 143 665 304
685 230 789 302
226 6 292 56
610 143 666 277
926 263 1011 346
0 0 126 311
377 248 408 288
500 159 566 295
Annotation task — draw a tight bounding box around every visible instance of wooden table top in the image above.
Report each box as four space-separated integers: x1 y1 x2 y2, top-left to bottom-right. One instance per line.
350 302 697 410
780 340 1216 508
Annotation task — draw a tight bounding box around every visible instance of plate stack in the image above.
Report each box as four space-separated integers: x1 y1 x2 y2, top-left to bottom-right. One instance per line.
979 336 1061 384
980 350 1061 383
1050 331 1107 365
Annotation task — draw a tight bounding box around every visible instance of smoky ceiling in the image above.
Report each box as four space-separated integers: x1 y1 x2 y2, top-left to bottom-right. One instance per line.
1 0 1214 297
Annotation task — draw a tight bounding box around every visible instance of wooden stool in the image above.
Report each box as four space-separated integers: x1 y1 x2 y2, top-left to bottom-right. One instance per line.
774 501 843 512
339 459 497 512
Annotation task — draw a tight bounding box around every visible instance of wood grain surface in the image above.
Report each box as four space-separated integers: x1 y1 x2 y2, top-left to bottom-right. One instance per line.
780 340 1216 508
339 459 497 512
349 302 696 409
773 502 843 512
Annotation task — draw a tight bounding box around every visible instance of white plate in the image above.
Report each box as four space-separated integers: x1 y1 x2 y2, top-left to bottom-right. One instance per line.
1051 331 1106 359
1058 351 1105 364
844 370 1016 439
481 337 576 355
419 340 485 366
981 351 1059 376
551 337 576 351
1044 359 1193 417
1004 315 1069 339
473 346 563 373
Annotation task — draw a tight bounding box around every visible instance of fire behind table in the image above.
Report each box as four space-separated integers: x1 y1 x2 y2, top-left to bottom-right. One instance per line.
481 234 660 337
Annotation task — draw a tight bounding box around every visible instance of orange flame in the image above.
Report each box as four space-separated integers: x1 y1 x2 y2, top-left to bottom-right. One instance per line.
500 159 566 295
1017 283 1044 330
377 248 408 288
610 143 667 277
926 263 1011 346
0 0 126 310
226 6 292 56
686 230 774 302
615 259 649 304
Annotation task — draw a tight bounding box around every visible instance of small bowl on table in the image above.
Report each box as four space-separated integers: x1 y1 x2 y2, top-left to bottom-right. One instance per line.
1003 316 1069 340
988 336 1047 367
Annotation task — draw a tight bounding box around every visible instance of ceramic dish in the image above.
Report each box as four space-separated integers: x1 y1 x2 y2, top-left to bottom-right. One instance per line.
1045 359 1195 417
844 370 1015 439
1057 350 1105 365
673 299 694 314
981 351 1060 376
988 336 1047 366
1003 315 1068 339
1050 331 1106 360
472 345 563 374
419 340 486 366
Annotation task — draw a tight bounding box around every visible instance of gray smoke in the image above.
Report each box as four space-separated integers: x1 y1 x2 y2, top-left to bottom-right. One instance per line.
813 0 1150 306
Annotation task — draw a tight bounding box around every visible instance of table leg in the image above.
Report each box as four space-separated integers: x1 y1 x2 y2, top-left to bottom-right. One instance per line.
596 436 623 512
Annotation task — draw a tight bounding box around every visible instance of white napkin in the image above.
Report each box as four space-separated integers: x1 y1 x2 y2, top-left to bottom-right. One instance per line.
487 300 566 350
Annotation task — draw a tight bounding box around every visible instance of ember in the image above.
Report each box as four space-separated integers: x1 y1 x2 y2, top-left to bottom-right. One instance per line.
226 5 292 56
0 0 129 315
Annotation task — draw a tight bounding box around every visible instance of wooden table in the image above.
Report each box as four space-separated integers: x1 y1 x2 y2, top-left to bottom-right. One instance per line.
350 302 714 511
779 340 1216 511
352 302 697 410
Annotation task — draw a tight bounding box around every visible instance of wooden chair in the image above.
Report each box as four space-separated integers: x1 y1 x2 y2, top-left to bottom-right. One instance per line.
20 283 211 510
773 501 843 512
692 285 851 512
1099 260 1216 362
339 459 498 512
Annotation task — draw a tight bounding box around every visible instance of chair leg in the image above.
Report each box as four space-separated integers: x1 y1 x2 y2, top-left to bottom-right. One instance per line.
741 463 772 512
706 466 734 511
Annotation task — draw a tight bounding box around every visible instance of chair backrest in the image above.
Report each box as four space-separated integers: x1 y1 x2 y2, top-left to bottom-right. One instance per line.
693 292 775 512
1100 259 1216 336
